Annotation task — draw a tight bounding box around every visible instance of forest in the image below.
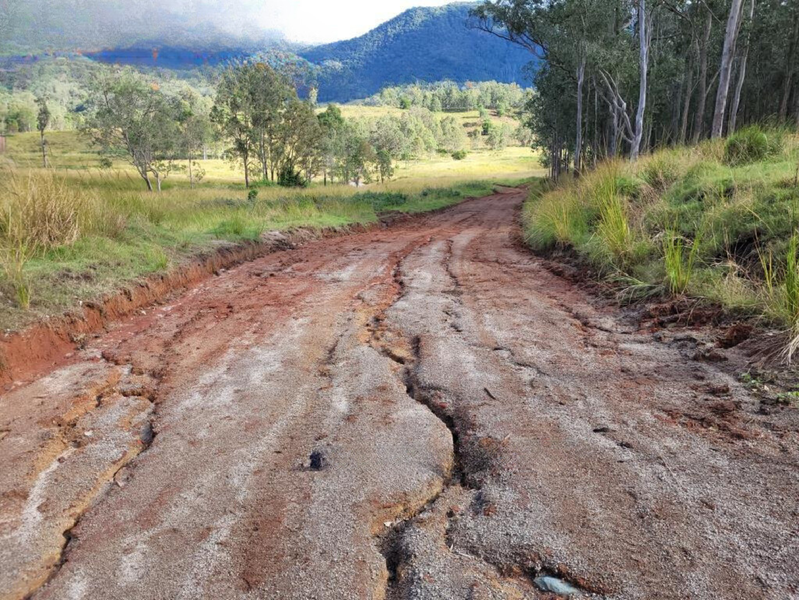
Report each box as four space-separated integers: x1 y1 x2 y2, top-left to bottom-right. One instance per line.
475 0 799 177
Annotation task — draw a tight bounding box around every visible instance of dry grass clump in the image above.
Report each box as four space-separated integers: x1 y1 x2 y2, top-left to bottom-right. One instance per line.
0 170 125 308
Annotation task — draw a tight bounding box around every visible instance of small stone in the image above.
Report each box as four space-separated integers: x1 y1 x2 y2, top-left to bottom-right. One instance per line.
533 576 581 597
309 450 327 471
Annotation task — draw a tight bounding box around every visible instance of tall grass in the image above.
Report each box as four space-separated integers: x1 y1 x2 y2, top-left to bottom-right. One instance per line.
782 234 799 361
594 167 635 268
663 230 701 295
0 171 112 307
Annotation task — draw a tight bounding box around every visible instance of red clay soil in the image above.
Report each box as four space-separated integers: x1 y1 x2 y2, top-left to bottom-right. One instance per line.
0 188 797 600
0 228 362 389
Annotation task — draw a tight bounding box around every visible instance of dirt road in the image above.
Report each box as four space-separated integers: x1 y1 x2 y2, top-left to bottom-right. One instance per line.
1 188 797 600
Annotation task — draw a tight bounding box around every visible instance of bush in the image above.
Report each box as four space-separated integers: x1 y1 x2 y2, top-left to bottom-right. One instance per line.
278 168 307 188
724 126 783 166
451 150 468 160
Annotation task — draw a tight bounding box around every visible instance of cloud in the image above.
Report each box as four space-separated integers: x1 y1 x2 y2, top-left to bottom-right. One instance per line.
1 0 458 52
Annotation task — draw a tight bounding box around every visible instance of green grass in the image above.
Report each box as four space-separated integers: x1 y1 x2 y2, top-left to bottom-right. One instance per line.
523 127 799 357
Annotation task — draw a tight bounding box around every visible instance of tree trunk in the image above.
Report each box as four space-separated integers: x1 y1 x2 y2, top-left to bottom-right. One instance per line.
729 0 755 134
188 154 194 189
40 132 47 168
680 44 696 143
693 8 713 143
593 79 599 166
712 0 745 138
794 83 799 129
780 11 799 120
631 0 648 161
575 52 586 174
144 174 153 192
243 151 250 189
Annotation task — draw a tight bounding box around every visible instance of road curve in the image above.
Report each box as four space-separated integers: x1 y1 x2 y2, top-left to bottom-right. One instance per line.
1 188 797 600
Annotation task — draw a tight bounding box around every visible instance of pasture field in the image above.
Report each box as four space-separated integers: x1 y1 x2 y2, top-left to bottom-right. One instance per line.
0 130 542 331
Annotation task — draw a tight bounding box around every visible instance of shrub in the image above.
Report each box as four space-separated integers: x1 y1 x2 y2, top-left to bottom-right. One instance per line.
452 150 468 160
724 126 783 166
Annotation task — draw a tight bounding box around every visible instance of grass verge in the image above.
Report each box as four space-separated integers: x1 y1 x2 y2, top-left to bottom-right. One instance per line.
523 125 799 358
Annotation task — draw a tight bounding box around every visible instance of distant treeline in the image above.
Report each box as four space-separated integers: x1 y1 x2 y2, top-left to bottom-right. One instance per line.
0 56 216 134
13 62 526 191
360 81 529 114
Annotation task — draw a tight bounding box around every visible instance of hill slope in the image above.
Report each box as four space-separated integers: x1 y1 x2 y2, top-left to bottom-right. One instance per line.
299 3 536 102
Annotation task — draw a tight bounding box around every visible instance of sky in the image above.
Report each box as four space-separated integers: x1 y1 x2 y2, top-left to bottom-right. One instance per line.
2 0 464 52
201 0 458 44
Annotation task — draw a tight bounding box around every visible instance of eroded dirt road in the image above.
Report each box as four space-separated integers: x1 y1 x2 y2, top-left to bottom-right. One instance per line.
1 188 798 600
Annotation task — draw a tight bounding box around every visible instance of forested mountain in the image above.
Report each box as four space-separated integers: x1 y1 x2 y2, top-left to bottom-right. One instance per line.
299 3 536 102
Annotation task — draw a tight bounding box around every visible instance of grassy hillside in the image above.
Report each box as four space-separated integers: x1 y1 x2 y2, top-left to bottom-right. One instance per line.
2 129 541 183
0 131 542 331
299 3 536 103
524 127 799 354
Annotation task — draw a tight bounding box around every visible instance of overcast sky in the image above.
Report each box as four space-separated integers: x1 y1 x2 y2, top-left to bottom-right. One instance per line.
249 0 457 43
2 0 466 52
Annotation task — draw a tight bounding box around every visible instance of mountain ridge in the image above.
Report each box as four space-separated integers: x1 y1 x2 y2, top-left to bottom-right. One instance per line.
299 3 535 102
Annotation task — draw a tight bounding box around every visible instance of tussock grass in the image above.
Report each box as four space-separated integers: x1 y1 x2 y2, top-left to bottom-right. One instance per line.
524 128 799 359
663 230 701 295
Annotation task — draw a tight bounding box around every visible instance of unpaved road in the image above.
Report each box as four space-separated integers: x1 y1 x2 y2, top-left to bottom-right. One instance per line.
1 188 798 600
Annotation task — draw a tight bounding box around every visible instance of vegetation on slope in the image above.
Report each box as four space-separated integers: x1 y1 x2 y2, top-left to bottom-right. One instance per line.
477 0 799 176
298 3 535 103
524 127 799 353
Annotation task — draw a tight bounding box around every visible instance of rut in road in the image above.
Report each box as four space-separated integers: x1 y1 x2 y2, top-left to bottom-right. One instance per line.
0 188 797 600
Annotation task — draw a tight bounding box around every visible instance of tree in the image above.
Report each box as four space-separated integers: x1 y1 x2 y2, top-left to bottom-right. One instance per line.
276 98 322 186
36 96 50 168
211 65 258 188
370 115 404 180
176 91 211 188
728 0 756 134
318 104 346 185
631 0 650 160
84 69 178 192
712 0 745 138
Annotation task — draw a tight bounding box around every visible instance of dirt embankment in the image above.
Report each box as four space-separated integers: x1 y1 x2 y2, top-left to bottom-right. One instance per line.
0 188 796 600
0 226 375 389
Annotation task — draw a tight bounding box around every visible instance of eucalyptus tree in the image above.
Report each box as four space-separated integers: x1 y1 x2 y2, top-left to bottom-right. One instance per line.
84 68 178 192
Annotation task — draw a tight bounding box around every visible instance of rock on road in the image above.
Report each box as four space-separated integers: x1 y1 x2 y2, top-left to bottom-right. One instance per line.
1 188 797 600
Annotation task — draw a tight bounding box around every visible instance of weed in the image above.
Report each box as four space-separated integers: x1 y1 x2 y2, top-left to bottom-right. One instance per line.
775 390 799 405
2 240 33 309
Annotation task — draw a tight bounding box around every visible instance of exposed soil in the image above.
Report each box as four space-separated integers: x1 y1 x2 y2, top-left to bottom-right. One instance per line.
1 188 797 600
